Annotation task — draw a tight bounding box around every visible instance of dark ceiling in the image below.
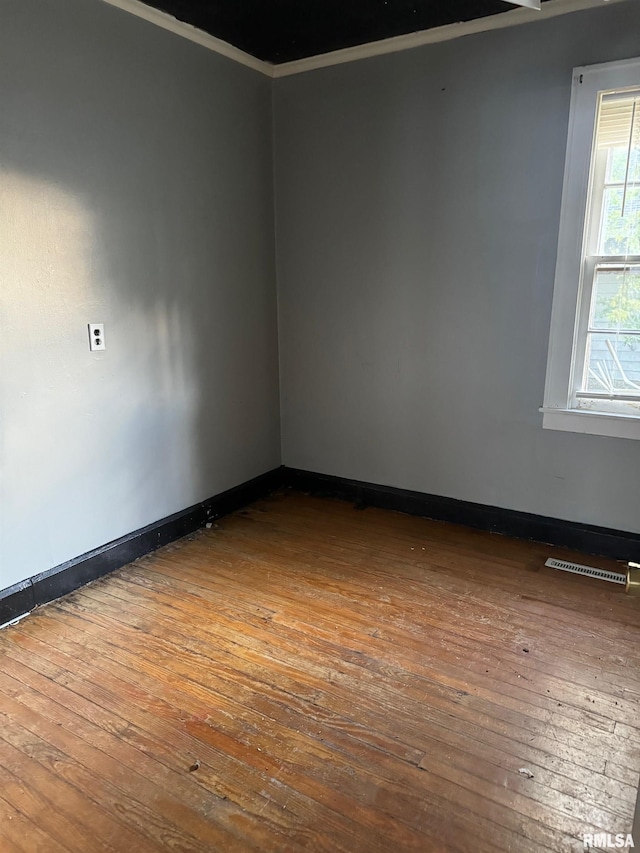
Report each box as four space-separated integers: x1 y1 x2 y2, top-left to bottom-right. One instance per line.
142 0 541 64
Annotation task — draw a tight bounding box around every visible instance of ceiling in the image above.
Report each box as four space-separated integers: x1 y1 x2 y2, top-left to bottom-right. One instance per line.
140 0 546 64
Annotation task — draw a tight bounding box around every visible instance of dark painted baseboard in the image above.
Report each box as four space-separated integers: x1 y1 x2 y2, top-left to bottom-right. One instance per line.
3 463 638 627
283 467 640 563
0 466 284 626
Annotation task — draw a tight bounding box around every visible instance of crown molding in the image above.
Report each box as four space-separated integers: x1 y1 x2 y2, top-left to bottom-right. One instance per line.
98 0 628 80
272 0 628 78
98 0 273 77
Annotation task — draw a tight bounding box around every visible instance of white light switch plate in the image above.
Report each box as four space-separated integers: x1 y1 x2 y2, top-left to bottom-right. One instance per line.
88 323 105 351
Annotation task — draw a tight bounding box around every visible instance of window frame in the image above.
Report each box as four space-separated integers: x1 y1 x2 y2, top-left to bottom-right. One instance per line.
542 56 640 440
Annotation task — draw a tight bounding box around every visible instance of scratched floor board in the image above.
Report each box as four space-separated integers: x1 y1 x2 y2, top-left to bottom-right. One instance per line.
71 579 636 782
132 544 639 709
108 544 639 745
245 496 640 628
91 569 627 738
35 588 624 838
32 600 580 849
0 491 638 852
21 595 638 823
205 510 639 645
12 598 635 822
148 520 638 692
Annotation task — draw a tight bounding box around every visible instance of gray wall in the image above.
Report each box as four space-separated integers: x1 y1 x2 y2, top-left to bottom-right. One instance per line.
3 0 639 596
274 2 640 534
0 0 280 590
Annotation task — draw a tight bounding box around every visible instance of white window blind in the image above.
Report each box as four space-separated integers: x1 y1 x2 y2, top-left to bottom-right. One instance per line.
596 90 640 149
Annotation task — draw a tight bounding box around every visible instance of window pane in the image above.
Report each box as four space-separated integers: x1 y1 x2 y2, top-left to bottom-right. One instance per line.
590 266 640 330
606 146 640 184
583 331 640 394
599 186 640 255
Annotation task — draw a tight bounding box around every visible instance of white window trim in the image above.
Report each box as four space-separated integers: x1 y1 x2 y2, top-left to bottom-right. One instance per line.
542 56 640 440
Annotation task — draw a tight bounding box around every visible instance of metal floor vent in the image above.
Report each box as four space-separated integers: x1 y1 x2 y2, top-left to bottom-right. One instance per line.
545 558 626 585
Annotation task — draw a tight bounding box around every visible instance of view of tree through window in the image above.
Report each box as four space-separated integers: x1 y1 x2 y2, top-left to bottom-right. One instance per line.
582 95 640 400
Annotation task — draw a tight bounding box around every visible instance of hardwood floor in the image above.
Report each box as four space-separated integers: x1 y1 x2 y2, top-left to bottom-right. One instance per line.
0 491 639 852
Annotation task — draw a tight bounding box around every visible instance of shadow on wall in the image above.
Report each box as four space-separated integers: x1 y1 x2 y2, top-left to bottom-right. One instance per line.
0 0 279 589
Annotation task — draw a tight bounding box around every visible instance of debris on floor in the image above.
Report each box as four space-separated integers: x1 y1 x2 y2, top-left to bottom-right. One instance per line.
189 760 201 772
518 768 535 779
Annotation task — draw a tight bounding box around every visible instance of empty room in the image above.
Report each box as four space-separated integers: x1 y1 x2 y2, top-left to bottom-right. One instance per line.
2 0 640 849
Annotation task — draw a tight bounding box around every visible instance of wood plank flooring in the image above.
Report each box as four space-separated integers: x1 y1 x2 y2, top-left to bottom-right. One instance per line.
1 491 639 852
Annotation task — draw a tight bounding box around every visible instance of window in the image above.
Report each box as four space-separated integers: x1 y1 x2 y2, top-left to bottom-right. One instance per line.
542 57 640 440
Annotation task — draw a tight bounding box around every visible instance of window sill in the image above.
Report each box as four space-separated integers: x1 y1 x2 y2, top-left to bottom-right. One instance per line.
540 407 640 440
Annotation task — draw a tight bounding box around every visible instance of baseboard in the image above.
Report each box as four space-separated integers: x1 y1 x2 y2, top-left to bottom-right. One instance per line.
0 580 36 629
0 466 284 626
4 463 637 627
283 467 640 562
